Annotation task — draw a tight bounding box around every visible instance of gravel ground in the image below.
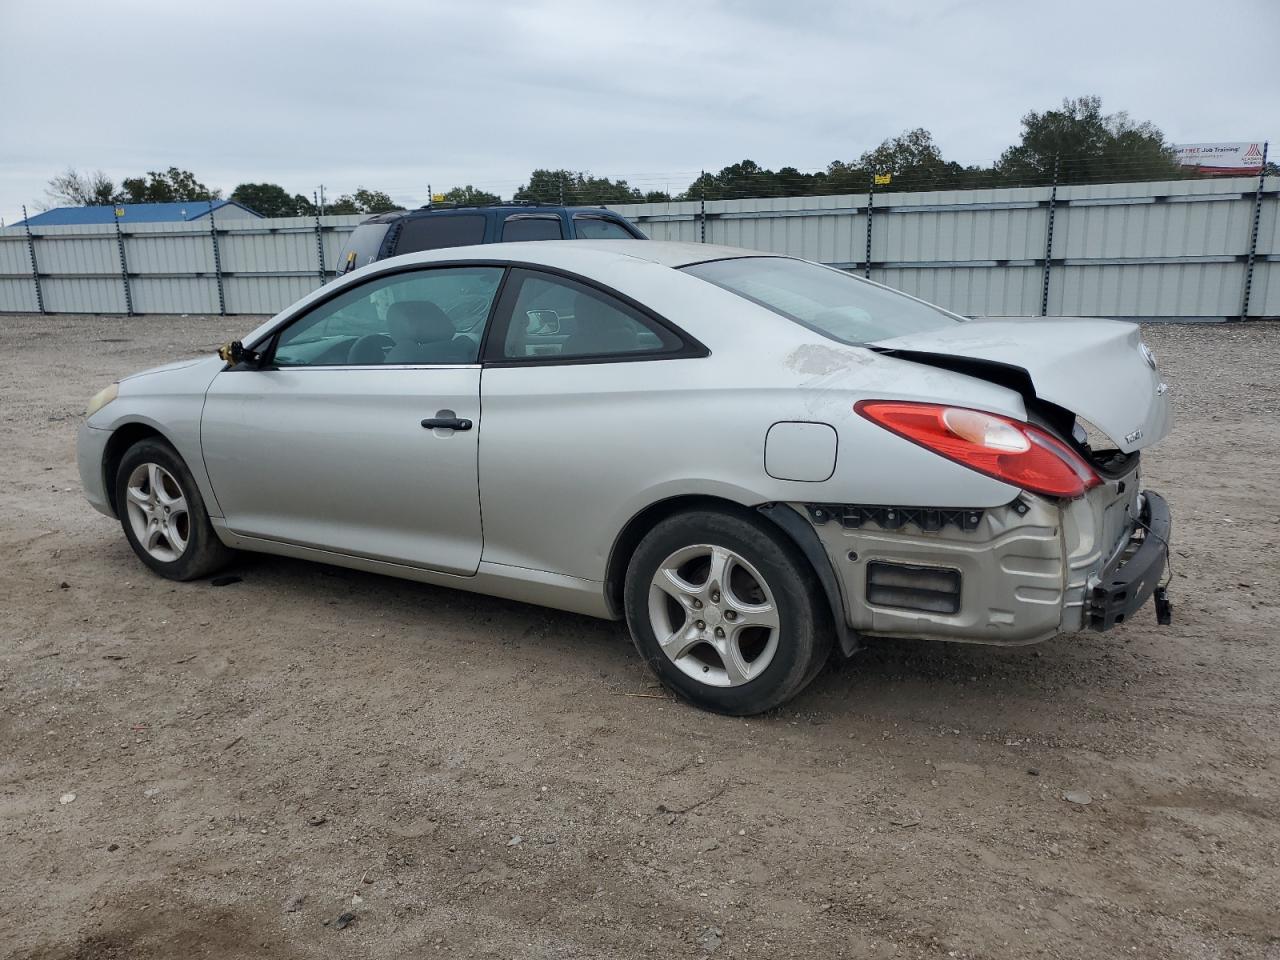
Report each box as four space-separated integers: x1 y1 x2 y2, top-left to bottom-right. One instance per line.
1 313 1278 960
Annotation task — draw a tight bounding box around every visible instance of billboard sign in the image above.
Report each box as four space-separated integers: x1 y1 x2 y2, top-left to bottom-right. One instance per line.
1172 142 1266 175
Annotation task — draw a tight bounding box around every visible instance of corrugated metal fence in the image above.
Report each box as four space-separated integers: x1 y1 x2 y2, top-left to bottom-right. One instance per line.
1 175 1275 320
0 213 365 316
610 175 1277 321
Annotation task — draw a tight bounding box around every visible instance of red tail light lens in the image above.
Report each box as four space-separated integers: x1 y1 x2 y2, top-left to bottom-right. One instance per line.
855 400 1100 498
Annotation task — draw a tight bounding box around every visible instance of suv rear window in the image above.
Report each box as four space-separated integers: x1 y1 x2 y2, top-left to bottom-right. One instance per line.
502 216 564 242
573 216 634 239
396 215 486 254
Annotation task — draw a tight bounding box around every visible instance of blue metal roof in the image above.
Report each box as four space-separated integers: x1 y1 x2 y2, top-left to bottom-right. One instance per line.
21 200 261 226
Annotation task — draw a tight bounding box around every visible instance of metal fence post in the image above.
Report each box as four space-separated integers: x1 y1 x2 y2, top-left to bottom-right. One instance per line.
1040 155 1060 317
207 200 226 315
113 210 134 315
1239 141 1270 320
699 171 706 243
863 173 875 279
313 195 326 285
20 205 46 314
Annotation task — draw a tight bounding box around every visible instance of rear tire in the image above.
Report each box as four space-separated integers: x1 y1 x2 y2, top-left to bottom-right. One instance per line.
115 438 233 581
623 508 831 715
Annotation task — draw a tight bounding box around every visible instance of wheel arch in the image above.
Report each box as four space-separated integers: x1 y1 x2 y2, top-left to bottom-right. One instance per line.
101 421 171 517
604 494 860 656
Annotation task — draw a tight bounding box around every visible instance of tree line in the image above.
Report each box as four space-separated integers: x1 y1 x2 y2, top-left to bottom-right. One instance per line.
40 97 1261 217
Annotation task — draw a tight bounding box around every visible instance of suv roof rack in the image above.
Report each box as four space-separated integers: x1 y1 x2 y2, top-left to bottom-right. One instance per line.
416 199 543 211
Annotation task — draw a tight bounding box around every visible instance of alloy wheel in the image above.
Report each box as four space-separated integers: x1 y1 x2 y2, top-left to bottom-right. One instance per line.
124 462 190 563
647 543 781 687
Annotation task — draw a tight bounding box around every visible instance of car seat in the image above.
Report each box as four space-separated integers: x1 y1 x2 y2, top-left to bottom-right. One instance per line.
384 301 470 363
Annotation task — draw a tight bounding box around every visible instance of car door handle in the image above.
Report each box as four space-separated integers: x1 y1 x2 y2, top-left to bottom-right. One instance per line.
421 416 472 431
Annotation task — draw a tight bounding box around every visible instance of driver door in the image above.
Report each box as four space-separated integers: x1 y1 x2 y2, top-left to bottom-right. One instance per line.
200 265 503 576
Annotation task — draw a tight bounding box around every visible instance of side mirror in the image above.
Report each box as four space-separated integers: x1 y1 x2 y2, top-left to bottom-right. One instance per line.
217 340 260 366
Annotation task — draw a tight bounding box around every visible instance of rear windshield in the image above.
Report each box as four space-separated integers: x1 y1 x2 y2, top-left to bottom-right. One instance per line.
681 257 960 343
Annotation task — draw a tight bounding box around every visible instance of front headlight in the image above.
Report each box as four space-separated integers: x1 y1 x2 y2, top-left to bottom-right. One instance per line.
85 382 119 417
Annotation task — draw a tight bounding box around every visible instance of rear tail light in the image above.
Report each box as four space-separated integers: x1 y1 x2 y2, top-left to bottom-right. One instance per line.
855 400 1100 498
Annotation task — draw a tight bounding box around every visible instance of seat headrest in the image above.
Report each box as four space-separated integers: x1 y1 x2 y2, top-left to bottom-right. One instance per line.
386 300 455 344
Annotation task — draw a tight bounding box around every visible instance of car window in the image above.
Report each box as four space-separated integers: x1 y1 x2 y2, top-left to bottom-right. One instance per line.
395 215 486 254
272 266 504 367
502 217 564 242
500 270 681 361
681 256 961 343
572 217 633 239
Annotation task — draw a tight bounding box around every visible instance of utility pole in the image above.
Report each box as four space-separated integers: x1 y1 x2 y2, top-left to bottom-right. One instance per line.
317 185 326 216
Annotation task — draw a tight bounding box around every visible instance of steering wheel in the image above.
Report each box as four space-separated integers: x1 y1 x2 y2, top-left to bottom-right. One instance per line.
347 333 395 365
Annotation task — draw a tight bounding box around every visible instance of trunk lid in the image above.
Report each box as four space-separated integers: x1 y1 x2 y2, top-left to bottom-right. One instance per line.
871 317 1171 452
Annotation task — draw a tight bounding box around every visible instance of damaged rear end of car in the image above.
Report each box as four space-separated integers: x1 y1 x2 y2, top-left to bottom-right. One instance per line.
797 317 1174 650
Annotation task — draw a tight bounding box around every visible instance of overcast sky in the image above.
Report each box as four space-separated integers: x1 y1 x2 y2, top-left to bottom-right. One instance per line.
1 0 1276 224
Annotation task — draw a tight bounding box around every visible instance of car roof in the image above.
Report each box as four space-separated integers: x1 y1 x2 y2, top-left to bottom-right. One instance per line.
380 239 767 271
563 240 763 268
359 204 634 224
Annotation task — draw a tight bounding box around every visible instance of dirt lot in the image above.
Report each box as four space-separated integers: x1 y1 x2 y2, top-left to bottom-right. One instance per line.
1 313 1277 960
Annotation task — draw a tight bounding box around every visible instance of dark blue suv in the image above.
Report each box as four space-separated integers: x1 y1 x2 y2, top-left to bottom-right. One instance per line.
336 203 647 275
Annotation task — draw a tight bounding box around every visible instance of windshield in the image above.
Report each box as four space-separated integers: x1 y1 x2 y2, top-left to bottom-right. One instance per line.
681 257 961 343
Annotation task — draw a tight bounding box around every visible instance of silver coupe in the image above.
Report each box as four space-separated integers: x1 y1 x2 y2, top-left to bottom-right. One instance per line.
78 241 1173 714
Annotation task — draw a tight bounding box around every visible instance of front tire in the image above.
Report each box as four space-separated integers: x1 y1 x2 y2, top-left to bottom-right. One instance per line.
623 509 831 715
115 438 233 581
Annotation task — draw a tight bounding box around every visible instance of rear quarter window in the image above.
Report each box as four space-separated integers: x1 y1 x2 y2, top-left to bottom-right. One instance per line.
572 217 635 239
395 215 487 254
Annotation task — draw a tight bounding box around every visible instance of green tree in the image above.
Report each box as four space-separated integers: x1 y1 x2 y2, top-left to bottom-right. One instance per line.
822 160 869 194
442 185 501 206
514 170 642 205
328 187 400 214
856 128 972 191
997 95 1182 186
230 182 309 217
120 167 221 203
43 168 119 207
680 160 827 201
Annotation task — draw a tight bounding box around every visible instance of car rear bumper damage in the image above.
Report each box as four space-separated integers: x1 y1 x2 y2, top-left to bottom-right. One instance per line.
1086 491 1171 630
794 475 1171 647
